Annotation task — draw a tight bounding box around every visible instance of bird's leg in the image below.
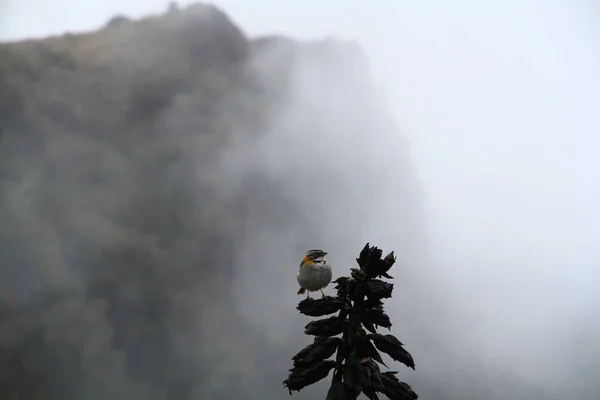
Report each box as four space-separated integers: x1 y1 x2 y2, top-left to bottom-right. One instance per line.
306 291 311 301
320 289 325 298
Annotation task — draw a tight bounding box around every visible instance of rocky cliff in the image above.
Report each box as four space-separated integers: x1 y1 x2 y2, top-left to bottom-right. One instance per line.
0 3 558 400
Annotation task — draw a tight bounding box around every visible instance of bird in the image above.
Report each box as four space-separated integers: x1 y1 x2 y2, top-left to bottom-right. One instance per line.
297 249 333 298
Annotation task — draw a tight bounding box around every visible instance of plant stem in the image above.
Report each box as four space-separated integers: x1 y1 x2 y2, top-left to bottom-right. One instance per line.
342 291 363 398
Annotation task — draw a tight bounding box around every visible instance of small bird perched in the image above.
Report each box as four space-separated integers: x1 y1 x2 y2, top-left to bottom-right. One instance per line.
297 249 333 298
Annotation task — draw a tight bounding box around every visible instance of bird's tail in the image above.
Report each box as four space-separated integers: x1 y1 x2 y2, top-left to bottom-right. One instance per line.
297 287 306 295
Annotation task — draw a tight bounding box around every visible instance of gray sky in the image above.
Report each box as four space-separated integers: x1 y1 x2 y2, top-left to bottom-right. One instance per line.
2 0 599 393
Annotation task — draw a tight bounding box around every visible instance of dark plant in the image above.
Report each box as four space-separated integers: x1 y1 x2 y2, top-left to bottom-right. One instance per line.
284 243 418 400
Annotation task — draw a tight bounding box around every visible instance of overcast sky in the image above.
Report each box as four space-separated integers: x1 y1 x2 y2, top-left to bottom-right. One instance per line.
2 0 600 390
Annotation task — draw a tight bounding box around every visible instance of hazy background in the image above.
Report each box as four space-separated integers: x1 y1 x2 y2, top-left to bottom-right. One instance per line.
2 0 599 398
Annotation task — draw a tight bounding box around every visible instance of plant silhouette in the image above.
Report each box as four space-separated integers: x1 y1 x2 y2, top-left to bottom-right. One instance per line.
284 243 418 400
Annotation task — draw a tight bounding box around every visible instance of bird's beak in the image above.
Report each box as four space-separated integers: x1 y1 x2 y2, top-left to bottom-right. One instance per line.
322 252 328 256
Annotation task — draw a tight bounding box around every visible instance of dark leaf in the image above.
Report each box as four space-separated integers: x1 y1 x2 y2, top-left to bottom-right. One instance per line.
356 242 371 267
370 247 383 261
359 357 385 392
362 320 377 334
379 371 418 400
364 297 384 310
356 330 387 366
367 333 415 370
334 277 360 302
356 244 387 278
304 315 347 336
334 277 351 296
363 307 392 330
350 268 366 280
350 284 366 301
359 247 397 278
364 279 394 300
297 296 345 317
326 379 358 400
362 246 384 277
363 389 380 400
382 251 396 272
372 259 395 278
283 360 337 394
333 276 350 286
292 336 342 367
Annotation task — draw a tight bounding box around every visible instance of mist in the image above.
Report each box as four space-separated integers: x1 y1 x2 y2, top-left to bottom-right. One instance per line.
2 0 599 399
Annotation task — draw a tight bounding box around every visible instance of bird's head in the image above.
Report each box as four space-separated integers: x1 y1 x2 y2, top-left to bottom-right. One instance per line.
304 249 328 263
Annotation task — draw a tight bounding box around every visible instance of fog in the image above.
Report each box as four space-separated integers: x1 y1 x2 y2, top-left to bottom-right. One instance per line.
2 0 599 398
